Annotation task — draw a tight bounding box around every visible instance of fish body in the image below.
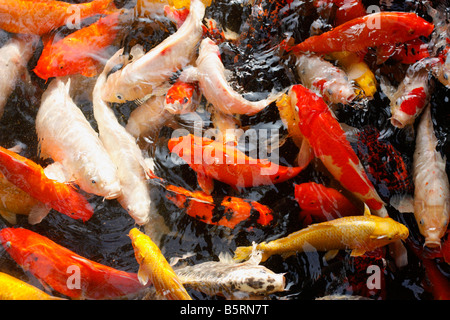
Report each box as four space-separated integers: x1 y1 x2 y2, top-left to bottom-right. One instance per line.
183 37 278 115
164 79 200 114
412 105 450 248
128 228 192 300
388 59 431 128
0 0 114 35
0 34 39 119
126 95 173 139
174 248 285 298
93 49 152 225
0 146 93 223
234 205 409 262
101 0 206 103
0 272 65 300
33 12 121 81
288 84 387 216
295 53 357 105
314 0 366 26
0 227 146 299
165 184 274 228
295 182 361 226
291 12 434 55
168 134 303 194
36 77 122 200
376 39 431 65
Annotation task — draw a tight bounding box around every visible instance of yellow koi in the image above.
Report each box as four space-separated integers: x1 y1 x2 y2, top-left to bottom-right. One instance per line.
234 204 409 262
128 228 192 300
0 272 65 300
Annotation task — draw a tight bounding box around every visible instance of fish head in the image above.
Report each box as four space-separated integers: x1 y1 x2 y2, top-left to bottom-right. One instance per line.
164 82 199 114
168 134 209 165
370 216 409 247
414 201 449 248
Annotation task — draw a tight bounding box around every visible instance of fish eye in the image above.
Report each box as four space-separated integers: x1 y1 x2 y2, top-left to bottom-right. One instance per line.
91 180 96 184
182 97 189 104
116 94 123 101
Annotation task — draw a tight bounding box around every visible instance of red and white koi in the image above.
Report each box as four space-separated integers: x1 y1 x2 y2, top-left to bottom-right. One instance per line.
287 84 388 217
179 37 280 115
101 0 206 103
93 49 152 225
0 34 39 119
295 53 357 105
164 79 200 114
36 77 122 199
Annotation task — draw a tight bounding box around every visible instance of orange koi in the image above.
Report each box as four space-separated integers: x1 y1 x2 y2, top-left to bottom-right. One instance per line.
0 146 93 223
294 182 362 226
287 84 387 217
314 0 366 26
168 134 303 194
0 0 114 35
0 227 147 300
165 184 274 228
291 12 434 55
376 39 431 65
34 12 121 81
164 79 200 114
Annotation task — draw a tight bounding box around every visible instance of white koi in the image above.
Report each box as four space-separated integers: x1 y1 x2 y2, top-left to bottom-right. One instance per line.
93 49 152 225
36 77 122 199
101 0 206 103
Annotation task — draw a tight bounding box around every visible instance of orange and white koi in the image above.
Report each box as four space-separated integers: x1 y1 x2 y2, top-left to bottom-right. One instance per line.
93 49 152 225
290 12 434 55
36 77 122 199
287 84 387 217
0 0 114 35
164 79 200 114
295 182 362 226
174 246 285 298
129 227 192 300
234 204 409 262
101 0 206 103
164 183 274 229
0 272 65 300
0 147 94 223
0 34 39 118
168 134 303 194
314 0 366 26
179 37 280 115
407 105 449 248
295 53 357 105
33 11 121 81
0 227 147 299
126 95 174 139
381 59 432 128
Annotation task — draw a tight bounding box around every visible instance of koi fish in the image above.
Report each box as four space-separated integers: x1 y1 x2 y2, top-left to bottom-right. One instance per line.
294 182 362 226
234 204 409 262
381 59 432 128
0 34 39 119
290 12 434 55
295 53 357 105
164 184 274 229
33 11 121 81
0 272 65 300
288 84 387 217
178 37 280 115
128 228 192 300
164 79 200 114
0 0 114 35
168 134 303 194
210 109 243 146
0 147 93 223
101 0 206 103
327 51 377 99
376 39 431 65
395 105 450 248
0 227 147 299
126 95 174 139
421 258 450 300
36 77 122 200
173 245 285 298
0 170 42 225
314 0 366 26
93 49 152 225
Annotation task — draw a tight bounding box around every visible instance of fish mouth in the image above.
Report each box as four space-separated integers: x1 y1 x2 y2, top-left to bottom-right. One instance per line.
424 238 442 248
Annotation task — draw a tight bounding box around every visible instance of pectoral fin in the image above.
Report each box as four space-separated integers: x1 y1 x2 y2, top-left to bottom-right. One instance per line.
0 210 17 224
350 248 366 257
27 203 51 225
324 249 339 261
137 266 150 286
197 173 214 195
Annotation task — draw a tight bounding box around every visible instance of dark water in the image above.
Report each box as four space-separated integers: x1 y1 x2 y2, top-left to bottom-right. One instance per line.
0 0 449 300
